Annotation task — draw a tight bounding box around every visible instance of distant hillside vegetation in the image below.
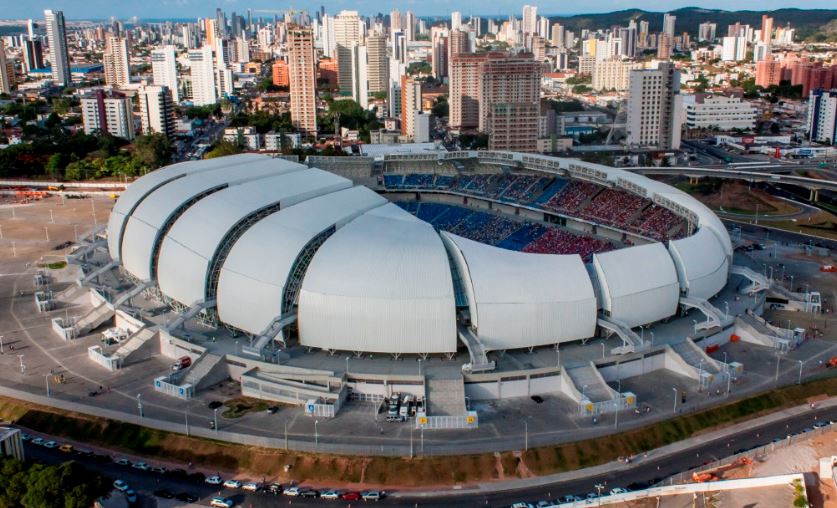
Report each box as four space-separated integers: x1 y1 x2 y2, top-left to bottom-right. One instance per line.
547 7 837 41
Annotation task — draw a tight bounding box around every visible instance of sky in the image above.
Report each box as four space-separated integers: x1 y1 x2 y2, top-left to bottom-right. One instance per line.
4 0 836 20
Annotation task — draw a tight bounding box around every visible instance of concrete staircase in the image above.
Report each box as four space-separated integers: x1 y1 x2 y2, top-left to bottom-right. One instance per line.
736 313 792 351
425 376 466 416
113 328 158 365
181 353 227 392
730 265 770 294
75 304 113 335
670 339 723 375
566 362 618 403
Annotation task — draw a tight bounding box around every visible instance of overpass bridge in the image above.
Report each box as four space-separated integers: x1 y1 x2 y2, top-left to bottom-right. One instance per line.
628 166 837 200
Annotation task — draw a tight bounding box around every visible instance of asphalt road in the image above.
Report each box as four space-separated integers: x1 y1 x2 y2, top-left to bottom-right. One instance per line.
20 404 837 508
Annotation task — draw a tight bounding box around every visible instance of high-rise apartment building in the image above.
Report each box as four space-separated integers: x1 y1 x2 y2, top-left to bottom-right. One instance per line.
479 54 542 152
188 45 217 106
721 36 747 62
0 41 12 94
81 89 135 140
657 33 672 60
23 40 44 73
103 36 131 87
404 11 416 42
755 56 782 87
390 9 401 31
808 89 837 144
334 10 362 96
522 5 538 35
351 43 369 108
449 53 486 132
626 61 682 150
151 45 179 103
698 22 717 42
138 85 175 139
451 11 462 31
592 59 644 92
760 15 774 44
44 9 72 86
400 76 422 138
272 60 289 87
662 13 676 37
366 33 389 93
287 27 318 137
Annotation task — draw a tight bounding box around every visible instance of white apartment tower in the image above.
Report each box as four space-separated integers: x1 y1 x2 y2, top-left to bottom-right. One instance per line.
334 10 362 96
80 90 135 140
188 45 217 106
366 33 389 93
522 5 538 35
151 45 179 103
351 42 369 109
626 61 682 150
44 9 72 86
138 85 176 139
451 11 462 31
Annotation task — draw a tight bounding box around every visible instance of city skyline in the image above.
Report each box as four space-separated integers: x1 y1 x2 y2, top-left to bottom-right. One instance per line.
3 2 837 20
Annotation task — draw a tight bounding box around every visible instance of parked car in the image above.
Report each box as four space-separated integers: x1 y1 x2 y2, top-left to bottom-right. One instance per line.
175 492 198 503
299 489 319 498
43 440 58 449
131 461 149 471
223 479 242 489
114 458 131 466
242 482 260 492
20 433 30 441
320 490 341 500
123 489 137 504
153 489 174 499
267 483 283 495
113 480 129 492
341 491 361 501
609 488 628 496
210 497 234 508
362 490 384 501
283 486 301 496
205 475 223 485
58 444 73 453
150 466 167 474
171 355 192 371
31 437 44 446
75 448 93 457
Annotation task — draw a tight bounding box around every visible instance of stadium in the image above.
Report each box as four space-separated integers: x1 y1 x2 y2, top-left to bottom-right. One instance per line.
90 150 758 425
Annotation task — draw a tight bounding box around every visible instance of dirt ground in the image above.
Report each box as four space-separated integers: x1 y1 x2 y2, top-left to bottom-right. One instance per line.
693 181 801 215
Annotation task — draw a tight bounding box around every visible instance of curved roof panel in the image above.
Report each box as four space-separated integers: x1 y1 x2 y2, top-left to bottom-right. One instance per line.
443 233 597 351
120 157 295 282
592 242 680 327
157 167 350 307
668 227 730 300
216 186 387 335
107 154 273 260
297 203 457 354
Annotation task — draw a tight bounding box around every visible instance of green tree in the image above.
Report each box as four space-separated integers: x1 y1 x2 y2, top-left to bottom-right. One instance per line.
205 139 243 159
45 153 67 177
133 133 172 169
431 96 449 118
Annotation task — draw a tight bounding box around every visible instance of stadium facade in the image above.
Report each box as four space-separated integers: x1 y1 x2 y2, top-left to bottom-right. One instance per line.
107 152 731 360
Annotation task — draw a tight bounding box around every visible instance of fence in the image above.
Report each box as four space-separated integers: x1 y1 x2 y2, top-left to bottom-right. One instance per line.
87 346 121 372
153 376 194 400
416 411 479 430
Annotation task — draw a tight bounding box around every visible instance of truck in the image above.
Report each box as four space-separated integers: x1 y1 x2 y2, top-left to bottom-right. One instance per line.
171 356 192 371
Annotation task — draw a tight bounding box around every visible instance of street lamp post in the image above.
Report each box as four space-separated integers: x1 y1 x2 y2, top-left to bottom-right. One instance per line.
17 354 24 374
213 408 218 432
697 359 704 391
0 335 4 354
672 387 678 413
775 355 781 382
724 301 730 318
136 394 143 418
798 360 804 385
345 357 349 375
650 331 655 347
600 342 605 359
185 408 190 437
314 420 319 448
524 419 528 452
45 374 50 398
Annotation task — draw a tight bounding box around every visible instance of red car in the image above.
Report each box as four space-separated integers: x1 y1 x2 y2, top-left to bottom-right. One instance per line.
341 491 361 501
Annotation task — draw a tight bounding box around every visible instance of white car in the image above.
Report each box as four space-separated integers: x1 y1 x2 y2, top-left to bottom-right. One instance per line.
205 475 223 485
31 437 44 446
609 488 627 496
320 490 341 499
223 479 242 489
43 440 58 449
210 497 233 508
362 491 383 501
242 482 260 492
131 461 149 471
114 458 131 466
283 486 301 496
113 480 129 492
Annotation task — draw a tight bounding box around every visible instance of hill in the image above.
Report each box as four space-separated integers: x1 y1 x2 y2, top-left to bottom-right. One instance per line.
547 7 837 41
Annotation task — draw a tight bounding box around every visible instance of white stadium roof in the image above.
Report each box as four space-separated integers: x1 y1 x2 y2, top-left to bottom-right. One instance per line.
443 233 597 351
592 243 680 328
216 186 387 335
119 157 291 282
156 167 351 307
668 227 730 300
297 203 458 354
